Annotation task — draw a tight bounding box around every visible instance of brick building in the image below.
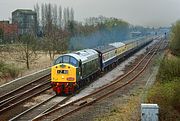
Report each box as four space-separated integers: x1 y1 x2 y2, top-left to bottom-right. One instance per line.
0 21 18 42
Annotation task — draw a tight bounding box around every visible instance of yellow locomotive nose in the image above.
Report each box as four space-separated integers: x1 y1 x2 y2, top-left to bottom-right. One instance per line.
51 64 76 83
51 63 77 95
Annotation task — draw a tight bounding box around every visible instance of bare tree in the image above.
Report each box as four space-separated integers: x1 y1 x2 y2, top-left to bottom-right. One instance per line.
34 3 40 28
66 7 70 23
8 35 38 69
52 4 58 26
42 30 69 60
41 3 46 33
36 3 72 59
63 7 67 29
70 8 74 22
58 6 62 28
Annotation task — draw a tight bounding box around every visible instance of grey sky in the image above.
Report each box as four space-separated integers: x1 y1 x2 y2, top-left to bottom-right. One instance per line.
0 0 180 27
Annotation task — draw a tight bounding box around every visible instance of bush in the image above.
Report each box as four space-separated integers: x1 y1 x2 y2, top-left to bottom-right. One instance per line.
0 61 8 75
147 81 180 121
170 20 180 56
0 61 20 79
6 65 20 79
157 57 180 82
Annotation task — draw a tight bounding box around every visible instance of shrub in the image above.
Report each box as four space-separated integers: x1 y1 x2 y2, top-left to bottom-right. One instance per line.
0 61 20 79
147 81 180 121
170 20 180 56
157 57 180 82
0 61 8 76
6 65 20 79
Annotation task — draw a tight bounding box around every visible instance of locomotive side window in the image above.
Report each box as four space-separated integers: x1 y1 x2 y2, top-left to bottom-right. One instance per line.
57 70 68 74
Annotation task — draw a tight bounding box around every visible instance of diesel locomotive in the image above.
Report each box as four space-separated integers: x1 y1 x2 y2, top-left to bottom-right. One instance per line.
51 37 154 95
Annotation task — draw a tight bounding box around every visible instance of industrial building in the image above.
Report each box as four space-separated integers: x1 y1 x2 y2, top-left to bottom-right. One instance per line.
12 9 37 35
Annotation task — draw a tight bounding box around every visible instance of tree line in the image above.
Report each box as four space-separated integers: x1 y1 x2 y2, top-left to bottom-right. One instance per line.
170 20 180 56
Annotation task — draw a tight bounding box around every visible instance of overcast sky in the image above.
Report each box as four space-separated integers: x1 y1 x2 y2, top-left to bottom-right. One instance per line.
0 0 180 27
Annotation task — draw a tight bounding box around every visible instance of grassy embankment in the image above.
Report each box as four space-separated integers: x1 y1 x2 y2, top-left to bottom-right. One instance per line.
147 53 180 121
147 21 180 121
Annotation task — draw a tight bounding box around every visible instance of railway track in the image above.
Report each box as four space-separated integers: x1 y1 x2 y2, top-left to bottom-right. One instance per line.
9 80 91 121
0 74 51 120
32 38 164 121
9 94 73 121
0 74 50 102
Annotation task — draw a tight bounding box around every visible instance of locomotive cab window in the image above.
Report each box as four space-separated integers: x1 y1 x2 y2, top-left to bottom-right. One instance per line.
70 57 78 67
54 56 78 67
54 57 63 65
63 56 69 63
57 70 68 74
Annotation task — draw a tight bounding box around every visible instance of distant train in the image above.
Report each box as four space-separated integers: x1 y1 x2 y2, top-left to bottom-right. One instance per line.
51 37 154 95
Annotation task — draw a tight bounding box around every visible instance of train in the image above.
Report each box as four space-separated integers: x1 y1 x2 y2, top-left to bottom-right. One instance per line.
51 36 154 95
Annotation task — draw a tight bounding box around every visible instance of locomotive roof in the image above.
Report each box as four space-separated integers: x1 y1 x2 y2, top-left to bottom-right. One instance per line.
65 49 99 63
94 45 116 53
109 42 125 48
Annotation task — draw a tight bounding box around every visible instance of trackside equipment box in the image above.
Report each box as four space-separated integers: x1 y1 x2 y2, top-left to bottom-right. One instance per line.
141 104 159 121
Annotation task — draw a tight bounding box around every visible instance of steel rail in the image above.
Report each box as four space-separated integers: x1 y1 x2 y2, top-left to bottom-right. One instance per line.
0 74 50 102
0 84 51 114
9 95 56 121
10 94 74 121
0 81 49 109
